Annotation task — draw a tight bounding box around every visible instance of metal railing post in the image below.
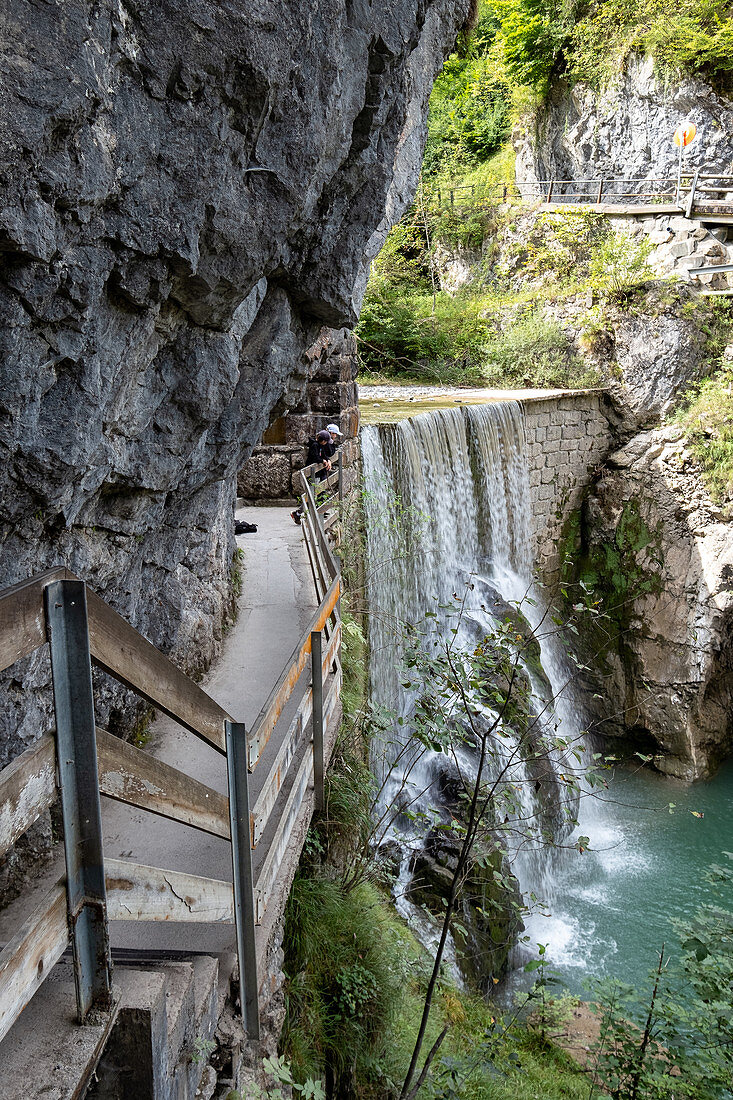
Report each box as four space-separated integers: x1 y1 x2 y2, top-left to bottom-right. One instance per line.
45 579 112 1022
596 179 604 204
225 720 260 1040
686 168 700 219
310 631 324 813
338 455 343 504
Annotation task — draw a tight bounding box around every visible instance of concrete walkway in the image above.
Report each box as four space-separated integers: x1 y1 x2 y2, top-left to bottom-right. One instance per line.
0 505 317 1087
103 504 318 953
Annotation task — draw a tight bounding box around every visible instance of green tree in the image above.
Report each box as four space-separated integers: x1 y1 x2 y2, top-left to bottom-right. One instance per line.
588 861 733 1098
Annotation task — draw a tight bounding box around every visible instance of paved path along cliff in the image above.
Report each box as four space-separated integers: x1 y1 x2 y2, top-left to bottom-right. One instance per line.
0 506 317 1098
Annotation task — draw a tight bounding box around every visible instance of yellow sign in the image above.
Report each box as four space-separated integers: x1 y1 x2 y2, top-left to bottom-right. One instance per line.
674 122 697 148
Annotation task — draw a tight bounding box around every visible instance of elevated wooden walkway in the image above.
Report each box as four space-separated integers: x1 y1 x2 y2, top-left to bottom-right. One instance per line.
433 172 733 225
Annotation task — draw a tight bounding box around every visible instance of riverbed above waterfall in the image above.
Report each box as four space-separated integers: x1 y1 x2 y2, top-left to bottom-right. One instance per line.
358 383 582 423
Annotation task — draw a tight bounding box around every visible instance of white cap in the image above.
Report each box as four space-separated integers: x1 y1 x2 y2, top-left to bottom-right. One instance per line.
326 423 343 436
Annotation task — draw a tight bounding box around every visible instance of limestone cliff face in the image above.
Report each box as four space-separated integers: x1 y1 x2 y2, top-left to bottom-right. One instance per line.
0 0 466 691
578 428 733 780
515 56 733 186
0 0 467 896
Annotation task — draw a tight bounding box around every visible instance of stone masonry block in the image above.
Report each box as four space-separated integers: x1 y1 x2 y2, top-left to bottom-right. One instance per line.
284 415 315 444
237 451 292 499
667 239 694 259
309 381 344 414
669 216 696 232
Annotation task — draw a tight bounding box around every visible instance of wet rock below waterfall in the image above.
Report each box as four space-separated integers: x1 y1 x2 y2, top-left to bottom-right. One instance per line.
407 828 523 992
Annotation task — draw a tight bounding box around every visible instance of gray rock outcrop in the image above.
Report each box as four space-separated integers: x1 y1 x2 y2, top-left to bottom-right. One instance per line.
578 427 733 780
602 288 709 433
0 0 469 895
516 55 733 186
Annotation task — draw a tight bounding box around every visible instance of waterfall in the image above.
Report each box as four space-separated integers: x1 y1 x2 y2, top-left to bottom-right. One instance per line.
361 402 593 981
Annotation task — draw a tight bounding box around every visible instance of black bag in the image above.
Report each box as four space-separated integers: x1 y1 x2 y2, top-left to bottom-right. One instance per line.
235 519 258 534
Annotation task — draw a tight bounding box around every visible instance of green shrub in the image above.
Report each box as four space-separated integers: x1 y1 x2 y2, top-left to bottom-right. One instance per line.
431 201 498 251
675 362 733 504
356 282 492 384
568 0 733 88
484 311 601 388
491 0 576 93
370 219 433 290
280 878 406 1090
588 230 654 302
522 209 606 281
423 9 511 178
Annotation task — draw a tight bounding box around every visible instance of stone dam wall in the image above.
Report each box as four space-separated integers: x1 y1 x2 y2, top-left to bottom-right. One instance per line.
522 391 614 580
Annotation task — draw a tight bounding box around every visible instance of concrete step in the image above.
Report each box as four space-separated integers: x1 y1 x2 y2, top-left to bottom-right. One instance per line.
0 957 120 1100
87 954 221 1100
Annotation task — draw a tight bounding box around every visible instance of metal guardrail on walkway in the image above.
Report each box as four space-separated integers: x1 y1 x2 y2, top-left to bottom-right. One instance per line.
0 475 341 1049
429 173 733 217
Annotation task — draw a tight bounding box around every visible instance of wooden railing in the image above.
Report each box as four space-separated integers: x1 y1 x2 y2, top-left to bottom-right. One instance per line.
427 173 733 214
0 481 341 1048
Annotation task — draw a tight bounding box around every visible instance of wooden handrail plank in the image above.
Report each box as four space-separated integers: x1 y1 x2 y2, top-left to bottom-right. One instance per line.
247 576 340 770
85 589 228 753
105 859 233 923
0 882 68 1045
302 504 330 601
316 495 338 516
251 690 313 847
324 664 342 729
311 506 339 581
251 623 341 846
0 735 57 859
247 633 312 771
0 568 68 673
254 742 314 923
96 729 230 839
302 482 338 582
313 577 340 633
301 517 326 606
322 621 341 678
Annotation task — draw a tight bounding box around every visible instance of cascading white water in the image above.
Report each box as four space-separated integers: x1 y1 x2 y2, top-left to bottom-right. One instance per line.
361 402 595 978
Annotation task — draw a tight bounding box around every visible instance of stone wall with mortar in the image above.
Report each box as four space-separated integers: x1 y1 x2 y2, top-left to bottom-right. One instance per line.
237 328 360 502
522 391 615 580
612 212 733 291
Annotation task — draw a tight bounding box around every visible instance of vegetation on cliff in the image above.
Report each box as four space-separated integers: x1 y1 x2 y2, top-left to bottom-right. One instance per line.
356 194 662 387
479 0 733 96
674 340 733 503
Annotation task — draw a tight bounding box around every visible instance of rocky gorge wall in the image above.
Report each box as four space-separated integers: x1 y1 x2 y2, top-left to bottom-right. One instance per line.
510 57 733 779
523 386 733 782
515 56 733 191
576 427 733 780
0 0 470 897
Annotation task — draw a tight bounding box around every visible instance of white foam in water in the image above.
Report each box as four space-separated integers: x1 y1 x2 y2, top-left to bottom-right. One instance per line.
362 402 607 977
